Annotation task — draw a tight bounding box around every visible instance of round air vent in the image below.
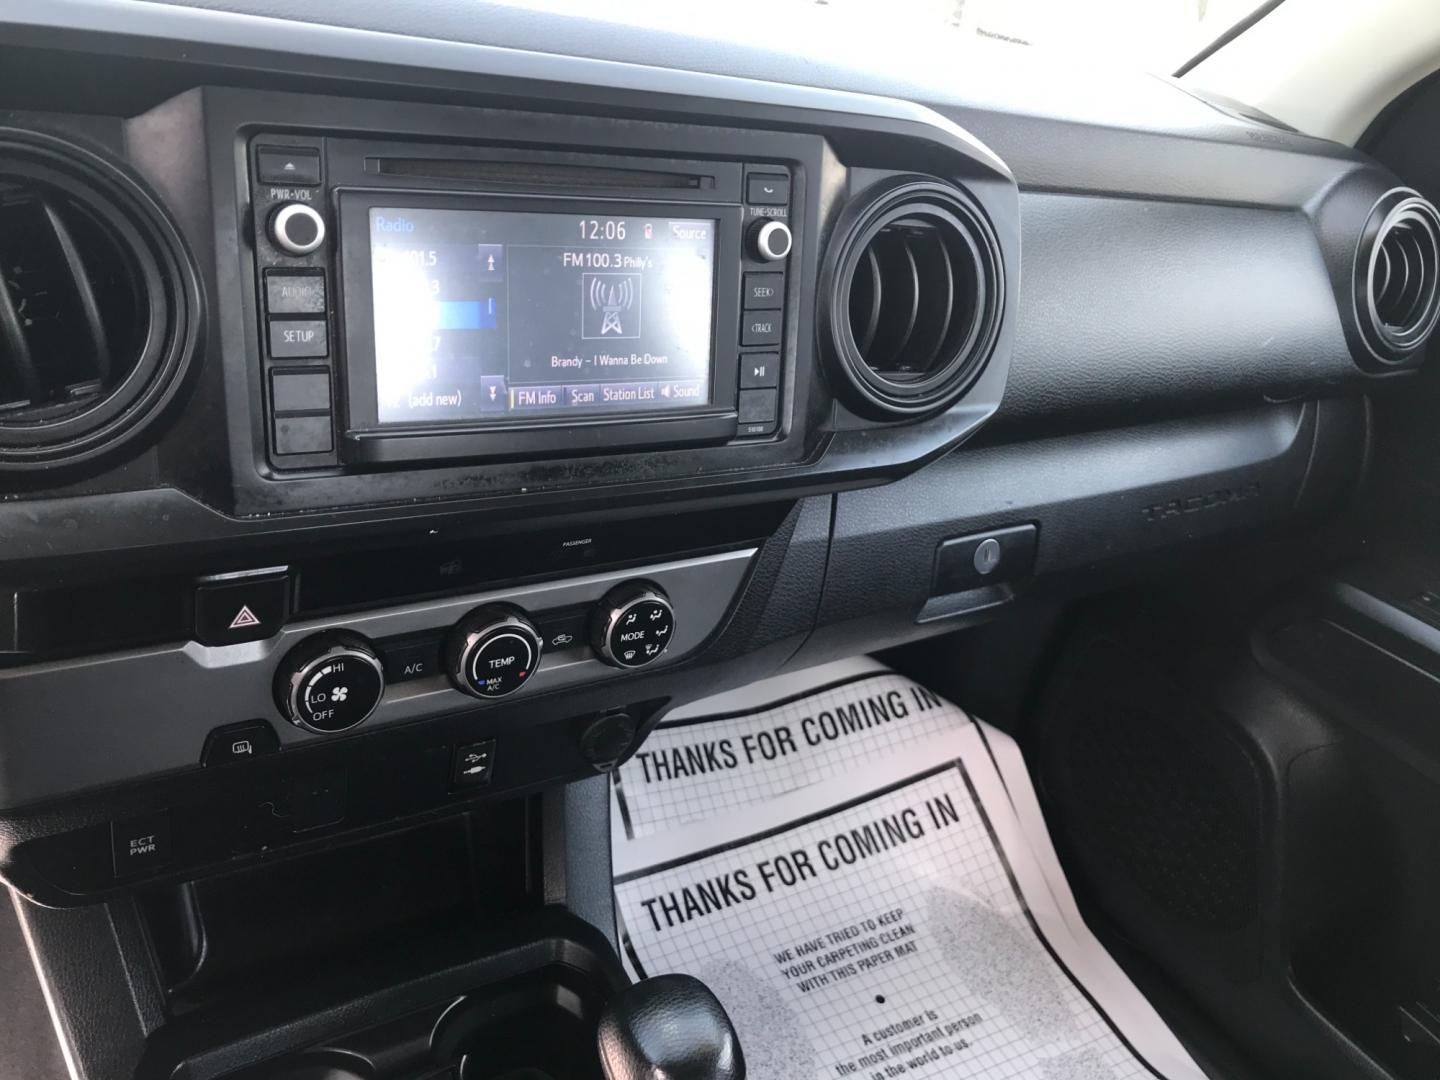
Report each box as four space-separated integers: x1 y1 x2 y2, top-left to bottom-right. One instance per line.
0 128 201 472
821 177 1003 418
1354 189 1440 366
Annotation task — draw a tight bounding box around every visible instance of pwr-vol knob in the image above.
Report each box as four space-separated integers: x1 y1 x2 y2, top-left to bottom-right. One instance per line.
446 605 543 699
592 582 675 669
274 631 385 734
269 203 326 255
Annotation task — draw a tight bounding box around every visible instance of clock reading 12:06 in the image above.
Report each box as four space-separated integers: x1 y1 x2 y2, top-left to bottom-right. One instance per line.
579 218 626 240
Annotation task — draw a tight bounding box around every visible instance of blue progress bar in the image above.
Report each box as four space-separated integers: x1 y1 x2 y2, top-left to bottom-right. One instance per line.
436 298 497 330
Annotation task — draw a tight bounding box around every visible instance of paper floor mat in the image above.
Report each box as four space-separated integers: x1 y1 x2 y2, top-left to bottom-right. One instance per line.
609 658 1207 1080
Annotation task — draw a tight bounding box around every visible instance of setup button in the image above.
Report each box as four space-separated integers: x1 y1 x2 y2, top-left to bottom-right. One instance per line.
269 319 328 358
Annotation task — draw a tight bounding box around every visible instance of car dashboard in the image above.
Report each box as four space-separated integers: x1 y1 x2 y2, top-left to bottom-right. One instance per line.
0 6 1428 1077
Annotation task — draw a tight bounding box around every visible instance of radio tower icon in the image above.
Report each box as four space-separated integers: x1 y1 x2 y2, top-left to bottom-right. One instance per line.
583 273 641 338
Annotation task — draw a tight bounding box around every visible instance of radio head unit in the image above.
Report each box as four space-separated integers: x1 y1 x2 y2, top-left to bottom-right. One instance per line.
338 193 744 458
249 137 793 470
366 206 719 424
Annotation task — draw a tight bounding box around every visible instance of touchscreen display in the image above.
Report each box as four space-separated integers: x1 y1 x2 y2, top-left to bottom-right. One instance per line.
367 207 717 424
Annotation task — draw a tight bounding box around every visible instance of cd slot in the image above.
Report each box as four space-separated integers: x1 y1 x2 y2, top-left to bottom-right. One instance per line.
369 157 716 191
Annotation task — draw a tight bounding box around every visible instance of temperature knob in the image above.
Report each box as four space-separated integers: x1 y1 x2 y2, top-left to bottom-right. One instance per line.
274 632 385 734
592 582 675 669
269 202 326 255
446 605 543 699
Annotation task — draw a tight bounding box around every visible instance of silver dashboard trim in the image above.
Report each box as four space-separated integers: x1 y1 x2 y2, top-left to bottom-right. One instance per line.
0 547 756 809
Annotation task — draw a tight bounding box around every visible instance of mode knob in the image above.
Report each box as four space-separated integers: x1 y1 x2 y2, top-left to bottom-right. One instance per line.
446 605 543 700
750 219 792 262
269 202 327 256
592 582 675 669
274 631 385 734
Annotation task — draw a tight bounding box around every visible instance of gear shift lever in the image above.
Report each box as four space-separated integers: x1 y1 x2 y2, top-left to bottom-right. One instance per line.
597 974 746 1080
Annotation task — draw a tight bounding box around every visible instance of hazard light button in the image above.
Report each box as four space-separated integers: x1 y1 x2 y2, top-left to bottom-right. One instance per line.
192 570 290 646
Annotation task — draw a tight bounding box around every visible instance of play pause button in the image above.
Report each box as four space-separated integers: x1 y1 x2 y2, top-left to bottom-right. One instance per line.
740 352 780 389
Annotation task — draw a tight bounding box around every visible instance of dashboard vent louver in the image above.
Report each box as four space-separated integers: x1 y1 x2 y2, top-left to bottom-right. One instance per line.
0 129 200 473
1355 191 1440 365
822 177 1003 418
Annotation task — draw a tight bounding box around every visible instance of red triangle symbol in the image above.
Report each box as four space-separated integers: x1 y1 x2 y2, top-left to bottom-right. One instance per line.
229 605 261 630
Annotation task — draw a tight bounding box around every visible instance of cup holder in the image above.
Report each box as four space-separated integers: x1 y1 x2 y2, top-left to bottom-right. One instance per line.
224 963 609 1080
442 969 605 1080
261 1055 370 1080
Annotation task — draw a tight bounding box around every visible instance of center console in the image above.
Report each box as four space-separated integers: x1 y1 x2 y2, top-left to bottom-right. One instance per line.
0 79 1019 899
0 60 1019 1080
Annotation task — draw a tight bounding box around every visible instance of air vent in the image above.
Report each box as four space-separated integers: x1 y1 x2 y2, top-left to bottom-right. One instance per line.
0 129 200 472
821 177 1003 418
1355 190 1440 366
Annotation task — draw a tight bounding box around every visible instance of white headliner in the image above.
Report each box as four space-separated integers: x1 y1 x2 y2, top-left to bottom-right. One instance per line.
1185 0 1440 145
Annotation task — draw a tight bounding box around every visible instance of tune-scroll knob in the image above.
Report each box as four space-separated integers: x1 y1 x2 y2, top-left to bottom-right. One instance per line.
750 220 793 262
592 582 675 669
269 202 327 255
274 631 385 734
445 605 543 699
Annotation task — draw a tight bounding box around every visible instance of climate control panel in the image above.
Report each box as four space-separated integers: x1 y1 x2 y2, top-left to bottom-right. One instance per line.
0 553 751 902
0 550 750 811
266 578 683 739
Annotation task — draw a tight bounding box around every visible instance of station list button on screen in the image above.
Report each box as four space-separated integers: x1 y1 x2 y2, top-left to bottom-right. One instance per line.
511 386 563 409
602 383 661 405
269 319 328 358
566 384 600 407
